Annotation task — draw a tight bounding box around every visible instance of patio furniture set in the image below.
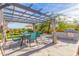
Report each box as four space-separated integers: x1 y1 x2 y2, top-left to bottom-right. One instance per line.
10 32 43 47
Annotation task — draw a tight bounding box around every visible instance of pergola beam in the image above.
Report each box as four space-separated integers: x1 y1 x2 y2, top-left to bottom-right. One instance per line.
11 3 50 17
4 12 47 20
4 15 48 23
4 17 47 24
0 4 10 9
1 3 51 21
4 8 47 19
5 19 35 24
5 8 44 18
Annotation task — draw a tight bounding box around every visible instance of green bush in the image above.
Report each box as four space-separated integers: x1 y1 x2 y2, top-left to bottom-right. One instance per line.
26 29 33 32
35 20 51 34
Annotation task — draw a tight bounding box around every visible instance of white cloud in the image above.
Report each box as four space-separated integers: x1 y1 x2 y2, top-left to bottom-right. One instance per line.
58 4 79 15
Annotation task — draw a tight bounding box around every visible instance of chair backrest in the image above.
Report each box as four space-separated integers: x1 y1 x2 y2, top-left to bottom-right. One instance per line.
30 32 37 41
36 32 41 37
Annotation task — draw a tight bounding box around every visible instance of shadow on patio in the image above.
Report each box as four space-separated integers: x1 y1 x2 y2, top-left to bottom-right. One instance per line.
18 43 53 56
5 42 53 56
5 44 28 56
6 43 54 56
58 37 78 44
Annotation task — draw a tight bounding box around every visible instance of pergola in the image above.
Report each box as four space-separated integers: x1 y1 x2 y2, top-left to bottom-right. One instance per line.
0 3 57 56
1 3 79 56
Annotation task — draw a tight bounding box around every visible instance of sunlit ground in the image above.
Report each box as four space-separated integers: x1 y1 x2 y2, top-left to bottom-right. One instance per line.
0 32 78 56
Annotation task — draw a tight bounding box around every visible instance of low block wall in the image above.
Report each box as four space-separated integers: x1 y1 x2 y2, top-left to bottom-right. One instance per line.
56 32 79 40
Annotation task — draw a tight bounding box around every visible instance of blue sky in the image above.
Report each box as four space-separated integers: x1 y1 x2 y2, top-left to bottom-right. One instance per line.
8 22 27 28
8 3 78 28
22 3 76 14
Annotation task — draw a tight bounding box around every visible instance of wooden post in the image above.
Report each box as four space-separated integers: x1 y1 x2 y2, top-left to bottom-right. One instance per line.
33 23 35 32
4 21 8 41
74 40 79 56
51 18 57 44
0 9 6 56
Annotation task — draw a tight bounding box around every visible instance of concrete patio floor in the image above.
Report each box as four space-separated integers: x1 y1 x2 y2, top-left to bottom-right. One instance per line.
0 32 78 56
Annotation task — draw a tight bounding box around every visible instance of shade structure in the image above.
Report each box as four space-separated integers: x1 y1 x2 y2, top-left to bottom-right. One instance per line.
0 3 77 24
0 3 52 24
0 3 79 56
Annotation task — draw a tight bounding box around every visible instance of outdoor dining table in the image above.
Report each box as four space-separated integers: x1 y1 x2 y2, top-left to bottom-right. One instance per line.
19 32 41 46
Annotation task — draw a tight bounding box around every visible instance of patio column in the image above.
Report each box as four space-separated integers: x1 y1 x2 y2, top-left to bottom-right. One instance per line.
75 39 79 55
0 9 6 56
4 21 8 40
51 18 57 44
33 23 35 32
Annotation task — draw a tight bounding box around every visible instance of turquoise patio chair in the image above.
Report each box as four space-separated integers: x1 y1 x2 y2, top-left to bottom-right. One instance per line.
28 32 37 41
23 32 31 39
36 32 41 37
27 32 38 47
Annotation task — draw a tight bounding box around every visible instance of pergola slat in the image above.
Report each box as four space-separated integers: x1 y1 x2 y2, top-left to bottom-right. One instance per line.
4 18 45 24
5 18 35 23
1 3 51 24
5 8 47 19
0 4 10 9
4 12 47 20
4 14 47 23
11 3 50 17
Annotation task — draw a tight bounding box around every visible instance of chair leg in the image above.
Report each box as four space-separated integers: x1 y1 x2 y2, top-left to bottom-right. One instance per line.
35 40 39 46
40 36 45 44
20 38 23 47
23 40 26 45
28 40 31 47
